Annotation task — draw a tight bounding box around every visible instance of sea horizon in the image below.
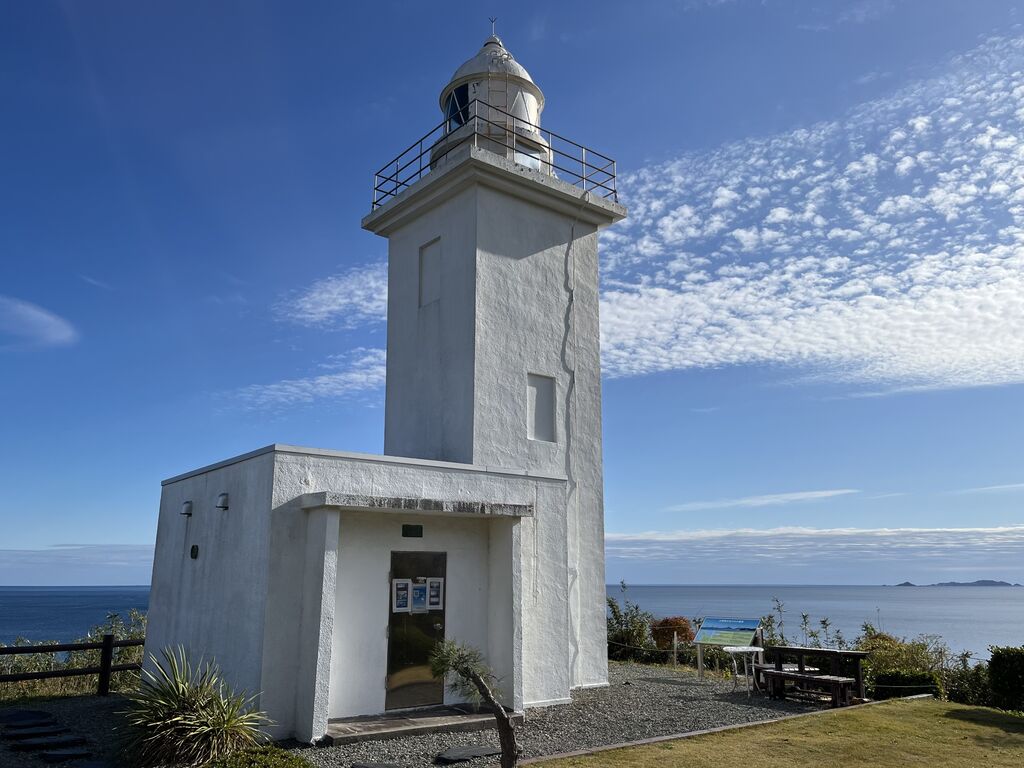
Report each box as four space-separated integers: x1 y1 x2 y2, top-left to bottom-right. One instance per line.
3 583 1021 659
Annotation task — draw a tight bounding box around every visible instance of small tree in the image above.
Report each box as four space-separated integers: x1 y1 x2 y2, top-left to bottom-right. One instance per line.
429 640 519 768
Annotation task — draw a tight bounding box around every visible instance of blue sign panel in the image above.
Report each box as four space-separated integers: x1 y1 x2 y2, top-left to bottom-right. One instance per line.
693 617 760 646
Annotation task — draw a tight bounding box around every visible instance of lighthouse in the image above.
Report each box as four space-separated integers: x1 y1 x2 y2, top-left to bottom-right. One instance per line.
145 34 626 743
365 32 625 693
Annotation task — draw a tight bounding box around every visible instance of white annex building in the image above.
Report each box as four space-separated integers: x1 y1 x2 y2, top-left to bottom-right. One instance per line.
146 35 626 743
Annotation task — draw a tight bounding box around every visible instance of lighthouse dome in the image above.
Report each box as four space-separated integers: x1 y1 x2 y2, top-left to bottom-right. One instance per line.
448 35 536 88
439 36 545 130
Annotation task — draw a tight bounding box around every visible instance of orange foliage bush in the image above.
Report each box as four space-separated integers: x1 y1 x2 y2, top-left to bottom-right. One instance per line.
650 616 695 649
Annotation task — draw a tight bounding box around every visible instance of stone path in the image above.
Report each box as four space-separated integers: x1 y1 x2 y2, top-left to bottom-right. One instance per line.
0 703 118 768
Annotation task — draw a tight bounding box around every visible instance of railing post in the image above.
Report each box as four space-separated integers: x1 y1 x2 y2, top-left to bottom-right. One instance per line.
581 147 587 191
97 633 114 696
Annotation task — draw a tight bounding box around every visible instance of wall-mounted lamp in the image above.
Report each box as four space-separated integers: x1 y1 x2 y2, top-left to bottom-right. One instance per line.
180 501 193 517
216 492 230 511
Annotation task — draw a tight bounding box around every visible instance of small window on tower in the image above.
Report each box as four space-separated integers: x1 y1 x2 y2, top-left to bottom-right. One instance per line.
419 239 441 307
527 373 556 443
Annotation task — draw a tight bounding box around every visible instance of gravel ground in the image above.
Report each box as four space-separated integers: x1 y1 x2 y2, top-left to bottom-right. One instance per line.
292 663 815 768
0 694 127 768
0 664 815 768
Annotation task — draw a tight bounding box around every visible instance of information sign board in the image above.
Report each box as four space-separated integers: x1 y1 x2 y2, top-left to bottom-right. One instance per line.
693 617 760 647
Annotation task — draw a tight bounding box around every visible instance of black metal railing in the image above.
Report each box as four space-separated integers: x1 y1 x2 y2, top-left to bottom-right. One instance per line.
371 99 617 209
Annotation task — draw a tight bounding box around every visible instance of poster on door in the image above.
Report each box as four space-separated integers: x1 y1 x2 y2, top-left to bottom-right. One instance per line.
391 579 411 613
427 577 444 610
410 582 429 613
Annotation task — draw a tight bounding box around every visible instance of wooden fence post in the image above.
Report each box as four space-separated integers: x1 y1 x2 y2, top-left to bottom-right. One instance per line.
697 643 704 679
97 633 114 696
672 631 678 667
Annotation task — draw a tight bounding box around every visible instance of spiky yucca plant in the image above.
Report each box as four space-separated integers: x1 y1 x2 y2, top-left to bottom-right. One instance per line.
121 646 269 767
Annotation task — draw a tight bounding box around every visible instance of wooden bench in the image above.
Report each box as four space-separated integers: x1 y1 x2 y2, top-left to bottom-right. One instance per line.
762 669 856 708
766 645 868 702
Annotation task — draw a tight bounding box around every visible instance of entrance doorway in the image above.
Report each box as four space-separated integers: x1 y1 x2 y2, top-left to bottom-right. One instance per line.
385 551 447 710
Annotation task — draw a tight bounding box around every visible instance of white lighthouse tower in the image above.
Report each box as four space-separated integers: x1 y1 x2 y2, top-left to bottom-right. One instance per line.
365 33 626 691
146 34 625 743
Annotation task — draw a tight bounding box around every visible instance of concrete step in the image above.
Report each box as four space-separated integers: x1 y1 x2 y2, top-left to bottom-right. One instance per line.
11 735 88 751
0 709 53 726
5 718 59 731
436 744 502 763
3 726 69 740
40 748 94 763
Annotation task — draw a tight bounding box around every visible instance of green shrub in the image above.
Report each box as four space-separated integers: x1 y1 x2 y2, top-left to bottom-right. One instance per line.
943 653 992 706
606 585 660 662
121 646 269 767
206 746 311 768
859 626 946 698
989 645 1024 711
871 670 943 699
650 616 694 649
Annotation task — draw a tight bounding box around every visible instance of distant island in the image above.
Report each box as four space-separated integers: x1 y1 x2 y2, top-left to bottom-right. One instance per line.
892 580 1022 587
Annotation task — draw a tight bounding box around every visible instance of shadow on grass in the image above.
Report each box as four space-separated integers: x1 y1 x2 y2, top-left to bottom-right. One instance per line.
944 706 1024 738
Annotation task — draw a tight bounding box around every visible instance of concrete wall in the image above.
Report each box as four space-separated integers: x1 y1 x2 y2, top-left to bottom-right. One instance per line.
260 447 566 737
366 152 619 693
473 184 608 690
329 511 493 718
146 451 275 702
383 186 478 464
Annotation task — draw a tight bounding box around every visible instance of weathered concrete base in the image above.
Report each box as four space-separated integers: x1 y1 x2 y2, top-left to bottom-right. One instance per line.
325 707 524 746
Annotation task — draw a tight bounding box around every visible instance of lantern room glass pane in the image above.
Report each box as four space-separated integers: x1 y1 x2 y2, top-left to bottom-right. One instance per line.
445 84 470 131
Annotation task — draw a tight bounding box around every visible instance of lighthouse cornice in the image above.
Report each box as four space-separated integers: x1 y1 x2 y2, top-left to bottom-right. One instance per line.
362 144 626 238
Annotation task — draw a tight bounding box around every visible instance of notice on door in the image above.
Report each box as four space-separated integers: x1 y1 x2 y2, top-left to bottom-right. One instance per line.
392 579 411 613
427 577 444 610
410 582 428 613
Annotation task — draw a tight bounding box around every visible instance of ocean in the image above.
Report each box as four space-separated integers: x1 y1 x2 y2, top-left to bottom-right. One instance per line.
0 585 1019 659
609 584 1024 659
0 586 149 644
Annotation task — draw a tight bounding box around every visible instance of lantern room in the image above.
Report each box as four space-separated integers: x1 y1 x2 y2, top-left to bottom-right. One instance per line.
432 35 551 172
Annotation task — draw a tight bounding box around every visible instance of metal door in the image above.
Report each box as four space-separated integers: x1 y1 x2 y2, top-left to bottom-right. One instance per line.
385 551 446 710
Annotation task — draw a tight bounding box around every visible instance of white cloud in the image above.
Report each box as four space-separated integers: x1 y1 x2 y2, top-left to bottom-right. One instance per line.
712 186 741 209
953 482 1024 494
0 296 78 347
276 262 387 329
232 348 386 409
665 489 858 512
600 34 1024 393
606 525 1024 567
79 275 113 291
0 544 154 586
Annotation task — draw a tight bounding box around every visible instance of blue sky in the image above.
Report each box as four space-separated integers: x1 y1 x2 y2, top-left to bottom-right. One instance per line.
2 0 1023 585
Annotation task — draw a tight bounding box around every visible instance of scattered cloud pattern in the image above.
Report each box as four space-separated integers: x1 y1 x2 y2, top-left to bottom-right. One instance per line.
232 347 386 409
599 34 1024 393
606 525 1024 572
0 296 78 347
0 544 154 586
276 262 387 329
666 488 858 512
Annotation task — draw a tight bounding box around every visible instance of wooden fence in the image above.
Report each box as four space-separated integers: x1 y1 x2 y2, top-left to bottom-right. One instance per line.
0 634 144 695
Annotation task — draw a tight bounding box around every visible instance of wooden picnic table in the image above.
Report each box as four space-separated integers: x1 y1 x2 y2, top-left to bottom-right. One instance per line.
766 645 868 699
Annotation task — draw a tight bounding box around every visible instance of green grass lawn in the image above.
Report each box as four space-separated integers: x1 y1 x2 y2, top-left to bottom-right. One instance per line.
541 698 1024 767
